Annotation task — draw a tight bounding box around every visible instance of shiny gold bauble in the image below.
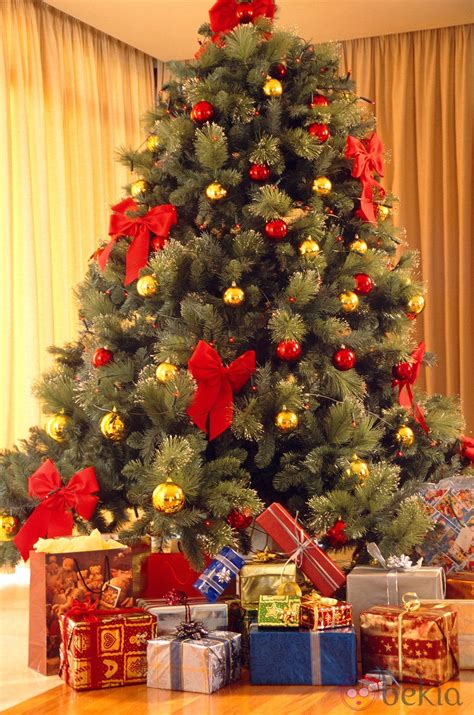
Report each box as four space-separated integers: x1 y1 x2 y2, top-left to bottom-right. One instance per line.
346 455 370 481
223 282 245 307
376 204 391 222
299 238 320 257
275 407 299 432
349 237 368 255
205 182 227 201
146 134 160 152
152 477 185 514
100 408 126 441
46 412 70 442
130 179 151 198
263 78 283 97
156 361 179 383
137 274 159 297
407 294 425 315
0 513 20 542
338 290 359 313
395 425 415 447
312 176 332 195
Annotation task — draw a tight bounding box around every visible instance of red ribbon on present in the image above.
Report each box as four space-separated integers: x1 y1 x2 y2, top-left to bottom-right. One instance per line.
97 198 177 286
187 340 256 440
391 341 429 434
209 0 276 40
460 436 474 462
345 132 385 223
14 459 99 560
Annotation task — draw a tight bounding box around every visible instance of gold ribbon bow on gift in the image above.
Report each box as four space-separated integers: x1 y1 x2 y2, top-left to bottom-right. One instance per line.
306 591 339 608
252 548 279 563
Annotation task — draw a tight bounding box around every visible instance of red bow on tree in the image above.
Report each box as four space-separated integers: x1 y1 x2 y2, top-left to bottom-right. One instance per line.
14 460 99 560
209 0 276 40
187 340 256 440
345 132 385 223
97 198 177 286
391 341 429 434
460 436 474 462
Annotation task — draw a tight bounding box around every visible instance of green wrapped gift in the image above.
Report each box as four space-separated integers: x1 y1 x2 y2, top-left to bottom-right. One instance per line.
258 595 301 627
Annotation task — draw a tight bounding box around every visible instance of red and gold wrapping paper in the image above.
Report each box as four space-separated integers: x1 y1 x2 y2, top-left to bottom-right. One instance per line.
360 602 458 685
421 599 474 670
300 593 352 631
446 572 474 599
59 609 156 690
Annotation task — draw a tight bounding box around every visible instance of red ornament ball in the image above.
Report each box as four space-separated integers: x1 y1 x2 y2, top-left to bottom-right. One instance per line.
326 519 347 547
265 219 288 240
249 163 270 182
308 123 330 142
92 348 114 367
276 339 302 361
310 94 329 109
151 235 166 251
190 101 214 123
236 2 254 23
203 518 213 529
271 63 287 78
227 508 253 530
392 362 414 382
354 273 375 295
332 347 356 371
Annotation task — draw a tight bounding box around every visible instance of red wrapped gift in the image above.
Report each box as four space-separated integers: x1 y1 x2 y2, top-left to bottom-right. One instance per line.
59 602 156 690
256 503 345 596
140 552 236 599
300 592 352 630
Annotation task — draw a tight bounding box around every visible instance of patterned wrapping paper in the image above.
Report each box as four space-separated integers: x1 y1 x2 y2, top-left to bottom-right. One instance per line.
249 625 357 685
136 597 228 635
360 602 459 685
421 599 474 669
59 609 156 690
300 593 352 631
257 595 301 627
238 560 297 608
194 547 245 603
147 631 241 693
446 572 474 599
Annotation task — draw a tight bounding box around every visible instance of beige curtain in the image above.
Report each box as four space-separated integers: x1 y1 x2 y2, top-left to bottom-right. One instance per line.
0 0 154 447
341 25 474 431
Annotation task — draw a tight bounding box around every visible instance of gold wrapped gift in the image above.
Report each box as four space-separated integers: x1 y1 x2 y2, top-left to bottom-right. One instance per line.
422 599 474 670
446 572 474 599
238 554 298 609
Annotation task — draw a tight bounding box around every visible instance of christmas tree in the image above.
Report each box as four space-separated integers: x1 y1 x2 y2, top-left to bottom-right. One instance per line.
0 0 468 568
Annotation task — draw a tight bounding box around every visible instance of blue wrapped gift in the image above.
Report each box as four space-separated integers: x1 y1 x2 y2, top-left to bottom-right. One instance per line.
193 547 245 603
249 626 357 685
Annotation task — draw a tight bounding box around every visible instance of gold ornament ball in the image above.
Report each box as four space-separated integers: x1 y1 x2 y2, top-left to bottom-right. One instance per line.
100 409 126 441
376 204 391 222
312 176 332 195
349 237 368 255
152 477 185 514
339 290 359 313
156 361 179 383
275 407 299 432
46 412 70 442
130 179 151 198
137 274 159 297
0 513 20 542
395 425 415 447
407 294 425 315
299 238 320 258
205 182 227 201
263 77 283 97
146 134 160 152
346 455 370 481
223 283 245 307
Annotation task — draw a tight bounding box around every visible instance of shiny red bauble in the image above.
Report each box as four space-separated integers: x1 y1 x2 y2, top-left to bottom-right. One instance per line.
308 123 330 142
236 2 254 23
92 347 114 367
151 235 166 251
265 219 288 240
392 362 414 382
310 94 329 109
276 339 302 361
249 163 270 181
227 508 253 530
332 347 356 371
190 101 214 123
271 63 287 78
326 519 347 546
353 273 375 295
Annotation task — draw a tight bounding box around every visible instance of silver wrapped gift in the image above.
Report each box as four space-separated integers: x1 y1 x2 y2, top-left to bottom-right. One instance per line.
137 598 228 635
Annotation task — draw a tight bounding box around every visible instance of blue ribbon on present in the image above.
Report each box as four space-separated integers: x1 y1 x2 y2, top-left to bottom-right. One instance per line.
170 633 234 690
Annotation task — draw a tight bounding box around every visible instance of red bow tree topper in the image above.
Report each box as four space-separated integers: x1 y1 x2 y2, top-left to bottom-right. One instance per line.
97 198 177 285
209 0 276 40
391 341 429 434
187 340 256 440
14 459 99 560
345 132 385 223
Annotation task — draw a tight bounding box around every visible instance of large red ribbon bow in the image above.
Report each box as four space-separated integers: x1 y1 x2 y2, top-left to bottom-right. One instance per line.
391 341 429 434
97 198 177 286
14 459 99 560
187 340 256 440
209 0 276 40
460 436 474 462
345 132 385 223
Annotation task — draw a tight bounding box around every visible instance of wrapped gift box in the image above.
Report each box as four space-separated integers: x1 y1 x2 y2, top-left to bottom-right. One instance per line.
59 608 156 690
238 558 297 609
137 597 227 635
147 631 241 693
421 599 474 669
300 593 352 630
360 601 458 685
258 595 301 627
249 625 357 685
256 503 345 596
446 572 474 599
194 547 245 603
